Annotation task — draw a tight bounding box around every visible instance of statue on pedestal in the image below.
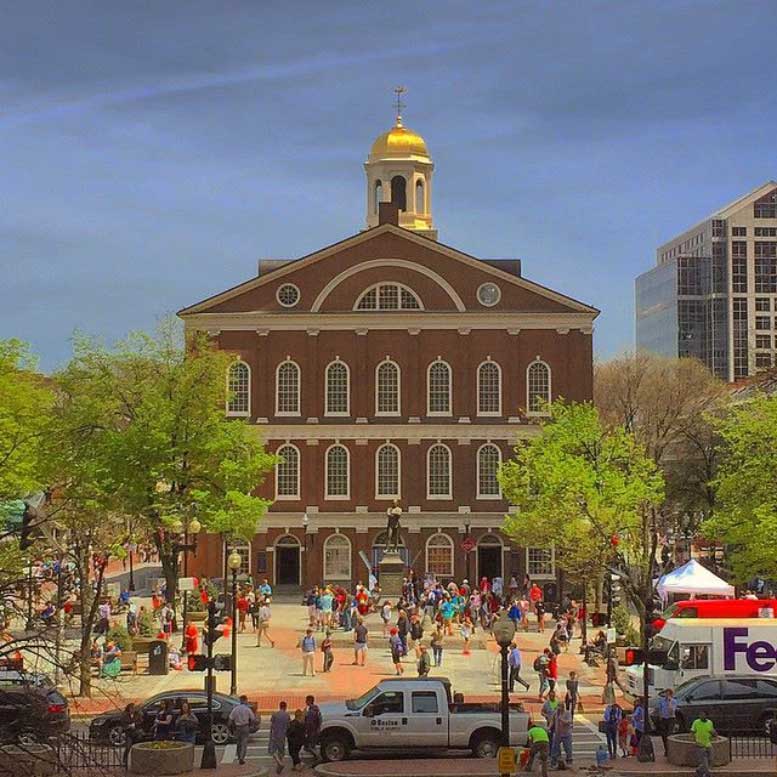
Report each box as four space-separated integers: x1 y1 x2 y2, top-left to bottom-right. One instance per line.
385 500 402 553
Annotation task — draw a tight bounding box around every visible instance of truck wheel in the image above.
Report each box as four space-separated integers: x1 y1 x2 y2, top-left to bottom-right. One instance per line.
321 733 351 762
472 731 500 758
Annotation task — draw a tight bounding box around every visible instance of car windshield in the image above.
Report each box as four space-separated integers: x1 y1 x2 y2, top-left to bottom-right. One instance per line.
346 688 378 710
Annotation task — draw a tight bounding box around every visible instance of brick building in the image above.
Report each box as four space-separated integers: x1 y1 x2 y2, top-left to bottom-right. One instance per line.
178 111 598 594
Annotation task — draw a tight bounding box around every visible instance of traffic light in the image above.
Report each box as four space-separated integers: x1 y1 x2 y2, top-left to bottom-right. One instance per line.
202 626 222 647
20 504 35 550
188 654 208 672
213 654 232 672
623 648 644 666
610 577 622 607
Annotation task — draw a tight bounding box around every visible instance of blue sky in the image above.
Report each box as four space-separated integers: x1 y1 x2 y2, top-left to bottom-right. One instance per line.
2 0 775 371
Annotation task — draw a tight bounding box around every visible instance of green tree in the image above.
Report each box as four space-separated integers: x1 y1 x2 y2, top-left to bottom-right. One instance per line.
703 394 777 582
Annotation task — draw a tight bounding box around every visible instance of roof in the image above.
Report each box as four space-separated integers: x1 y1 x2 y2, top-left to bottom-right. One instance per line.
729 368 777 401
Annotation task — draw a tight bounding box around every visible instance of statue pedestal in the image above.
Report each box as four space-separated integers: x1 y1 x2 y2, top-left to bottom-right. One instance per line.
378 551 405 598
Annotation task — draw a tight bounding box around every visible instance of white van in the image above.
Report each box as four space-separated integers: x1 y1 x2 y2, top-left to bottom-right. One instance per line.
626 618 777 696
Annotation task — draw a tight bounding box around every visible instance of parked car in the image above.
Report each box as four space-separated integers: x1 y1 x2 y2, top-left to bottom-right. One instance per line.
650 675 777 735
0 669 54 688
89 690 260 747
0 685 70 745
318 677 530 762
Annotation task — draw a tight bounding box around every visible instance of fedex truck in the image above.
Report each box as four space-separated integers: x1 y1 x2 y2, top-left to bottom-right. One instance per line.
626 619 777 696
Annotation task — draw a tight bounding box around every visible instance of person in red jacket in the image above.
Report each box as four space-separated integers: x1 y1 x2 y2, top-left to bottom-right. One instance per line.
547 649 558 693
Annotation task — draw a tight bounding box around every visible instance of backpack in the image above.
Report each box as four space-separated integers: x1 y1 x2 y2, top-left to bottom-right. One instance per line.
533 656 543 671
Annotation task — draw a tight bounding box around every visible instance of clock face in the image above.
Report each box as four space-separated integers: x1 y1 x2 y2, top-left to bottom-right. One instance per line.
477 282 501 307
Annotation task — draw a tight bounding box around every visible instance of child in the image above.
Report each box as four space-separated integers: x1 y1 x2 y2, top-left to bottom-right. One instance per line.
618 714 632 757
321 630 334 673
460 616 473 655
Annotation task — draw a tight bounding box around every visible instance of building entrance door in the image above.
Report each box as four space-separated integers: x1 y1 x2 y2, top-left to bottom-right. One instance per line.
275 535 301 585
477 536 503 582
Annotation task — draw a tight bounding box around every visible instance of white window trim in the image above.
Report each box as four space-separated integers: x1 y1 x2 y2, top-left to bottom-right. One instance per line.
526 546 556 580
276 283 301 308
426 443 453 500
375 442 402 500
526 359 552 417
476 360 502 417
375 359 401 417
324 443 351 501
275 359 302 417
226 360 251 418
427 359 453 417
274 443 301 501
323 533 352 581
425 532 454 577
353 281 425 311
476 443 502 499
324 359 350 417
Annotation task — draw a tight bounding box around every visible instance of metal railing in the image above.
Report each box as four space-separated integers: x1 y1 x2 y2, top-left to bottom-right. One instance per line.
54 730 124 774
729 735 777 759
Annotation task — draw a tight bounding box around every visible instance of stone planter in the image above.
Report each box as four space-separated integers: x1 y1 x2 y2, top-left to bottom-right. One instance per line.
667 733 730 767
129 741 195 775
0 744 57 776
131 636 155 654
188 610 207 622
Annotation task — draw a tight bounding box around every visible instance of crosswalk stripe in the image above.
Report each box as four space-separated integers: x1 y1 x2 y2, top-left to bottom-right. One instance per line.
220 744 237 764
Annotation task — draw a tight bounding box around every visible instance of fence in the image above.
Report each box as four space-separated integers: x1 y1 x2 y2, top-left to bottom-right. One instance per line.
55 730 124 774
729 735 777 759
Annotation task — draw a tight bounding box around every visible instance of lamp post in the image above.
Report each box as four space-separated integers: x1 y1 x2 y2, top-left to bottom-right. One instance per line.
172 516 202 652
492 613 517 749
228 550 242 696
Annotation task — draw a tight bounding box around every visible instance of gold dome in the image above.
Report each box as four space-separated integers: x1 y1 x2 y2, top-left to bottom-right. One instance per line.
369 117 429 159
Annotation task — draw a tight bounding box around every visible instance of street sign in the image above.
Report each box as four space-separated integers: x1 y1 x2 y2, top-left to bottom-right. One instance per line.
179 576 196 591
460 536 476 553
497 746 517 775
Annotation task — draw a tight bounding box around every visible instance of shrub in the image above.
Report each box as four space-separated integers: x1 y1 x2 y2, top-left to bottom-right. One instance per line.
612 604 640 645
138 609 156 637
105 623 133 651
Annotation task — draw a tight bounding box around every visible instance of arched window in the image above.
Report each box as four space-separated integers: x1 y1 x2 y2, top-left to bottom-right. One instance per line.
426 533 454 577
415 180 424 213
375 443 401 498
325 444 350 499
226 361 250 416
427 360 452 415
323 533 352 581
374 179 382 214
477 444 502 498
275 444 300 499
527 360 551 415
325 360 349 416
225 539 251 577
391 175 407 211
376 360 400 415
477 361 501 415
427 444 452 499
276 360 300 415
355 283 421 310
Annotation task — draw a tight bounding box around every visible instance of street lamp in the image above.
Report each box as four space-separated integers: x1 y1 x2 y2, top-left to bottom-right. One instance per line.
173 516 201 652
228 550 242 696
492 613 517 749
464 520 471 584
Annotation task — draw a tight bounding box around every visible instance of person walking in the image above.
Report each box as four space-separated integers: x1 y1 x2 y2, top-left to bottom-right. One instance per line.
541 689 560 730
508 642 530 692
381 600 392 636
228 694 257 766
417 645 431 677
430 627 444 667
525 721 550 777
256 600 276 647
300 628 316 677
268 701 291 774
352 616 368 666
547 650 558 693
321 630 334 672
566 671 580 717
389 627 404 675
409 613 424 657
550 701 574 769
397 609 410 652
690 710 716 777
603 701 623 759
534 649 550 700
287 709 306 771
656 688 678 756
304 695 322 764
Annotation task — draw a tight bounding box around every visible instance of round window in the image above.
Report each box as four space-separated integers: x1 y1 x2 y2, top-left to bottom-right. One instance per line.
477 282 501 307
277 284 300 307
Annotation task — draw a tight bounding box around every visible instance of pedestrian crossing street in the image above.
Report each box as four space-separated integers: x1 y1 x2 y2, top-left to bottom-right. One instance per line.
201 718 609 766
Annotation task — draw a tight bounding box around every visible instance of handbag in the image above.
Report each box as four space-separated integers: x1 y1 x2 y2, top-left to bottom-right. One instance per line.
577 700 584 714
598 720 608 734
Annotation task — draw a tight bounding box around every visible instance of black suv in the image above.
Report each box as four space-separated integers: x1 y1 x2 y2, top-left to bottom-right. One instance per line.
89 690 260 746
0 686 70 745
652 676 777 735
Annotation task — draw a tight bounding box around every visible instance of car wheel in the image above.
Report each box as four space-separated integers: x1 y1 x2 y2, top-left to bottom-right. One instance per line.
17 731 40 747
760 713 777 737
320 734 350 762
473 732 499 758
108 725 127 747
211 722 230 745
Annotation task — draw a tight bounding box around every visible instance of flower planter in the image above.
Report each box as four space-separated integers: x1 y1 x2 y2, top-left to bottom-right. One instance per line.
129 740 194 775
188 610 207 622
667 733 730 767
0 744 57 776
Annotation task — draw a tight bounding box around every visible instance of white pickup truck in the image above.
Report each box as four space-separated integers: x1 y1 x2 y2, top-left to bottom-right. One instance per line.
317 677 531 762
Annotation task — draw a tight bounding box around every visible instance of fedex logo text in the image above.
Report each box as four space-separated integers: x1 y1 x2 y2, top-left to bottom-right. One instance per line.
723 627 777 672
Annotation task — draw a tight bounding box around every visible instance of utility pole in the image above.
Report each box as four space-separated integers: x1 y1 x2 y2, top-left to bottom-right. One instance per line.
200 600 217 769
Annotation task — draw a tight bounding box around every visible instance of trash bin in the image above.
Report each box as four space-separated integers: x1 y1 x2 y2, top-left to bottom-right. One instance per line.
148 640 169 675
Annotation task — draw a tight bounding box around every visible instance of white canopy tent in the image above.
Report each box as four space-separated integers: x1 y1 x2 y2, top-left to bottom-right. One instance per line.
656 559 735 601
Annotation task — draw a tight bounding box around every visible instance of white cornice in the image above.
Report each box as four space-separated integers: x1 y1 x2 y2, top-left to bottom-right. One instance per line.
183 311 596 333
251 422 539 441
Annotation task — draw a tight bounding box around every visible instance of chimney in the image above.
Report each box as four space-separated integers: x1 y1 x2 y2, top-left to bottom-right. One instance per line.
378 201 400 226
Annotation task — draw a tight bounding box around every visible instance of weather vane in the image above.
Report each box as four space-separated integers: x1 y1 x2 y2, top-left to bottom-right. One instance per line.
394 85 406 123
